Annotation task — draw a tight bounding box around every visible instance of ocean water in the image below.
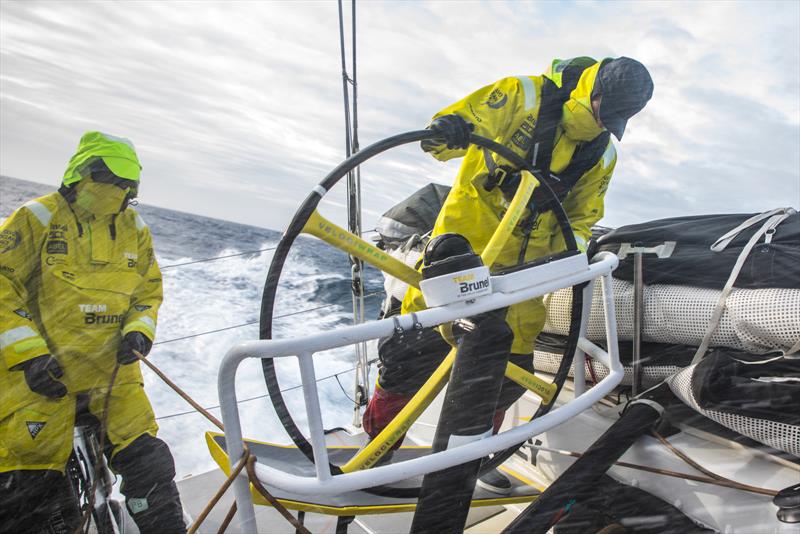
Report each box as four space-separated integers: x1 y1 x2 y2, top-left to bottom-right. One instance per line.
1 175 384 480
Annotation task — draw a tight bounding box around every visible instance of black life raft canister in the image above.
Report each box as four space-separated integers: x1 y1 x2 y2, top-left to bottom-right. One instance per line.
595 210 800 289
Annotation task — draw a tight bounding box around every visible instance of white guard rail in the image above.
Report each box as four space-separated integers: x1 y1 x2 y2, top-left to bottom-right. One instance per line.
219 251 622 532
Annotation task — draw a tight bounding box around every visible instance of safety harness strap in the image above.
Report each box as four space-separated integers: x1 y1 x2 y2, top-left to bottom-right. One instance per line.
527 77 565 182
482 77 564 194
483 67 610 215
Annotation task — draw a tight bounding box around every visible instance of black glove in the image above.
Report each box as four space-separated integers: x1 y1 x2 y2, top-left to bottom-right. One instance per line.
427 114 474 150
17 355 67 399
117 332 153 365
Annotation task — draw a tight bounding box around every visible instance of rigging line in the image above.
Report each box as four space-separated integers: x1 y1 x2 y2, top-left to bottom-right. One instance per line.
339 0 368 426
335 373 358 404
155 358 379 422
153 321 259 345
152 290 384 346
351 0 370 413
160 233 378 271
337 0 353 160
160 230 377 271
653 430 728 482
130 351 303 534
351 0 359 155
160 246 278 270
524 443 779 497
187 451 248 534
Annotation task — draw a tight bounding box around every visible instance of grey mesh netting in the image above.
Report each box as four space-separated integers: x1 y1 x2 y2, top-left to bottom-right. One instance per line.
543 279 800 354
667 365 800 457
533 349 682 387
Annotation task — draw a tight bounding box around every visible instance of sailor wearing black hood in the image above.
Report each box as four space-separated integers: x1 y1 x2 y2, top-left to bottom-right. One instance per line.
364 57 653 493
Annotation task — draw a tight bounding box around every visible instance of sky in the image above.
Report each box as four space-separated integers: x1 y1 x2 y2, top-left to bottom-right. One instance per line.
1 0 799 233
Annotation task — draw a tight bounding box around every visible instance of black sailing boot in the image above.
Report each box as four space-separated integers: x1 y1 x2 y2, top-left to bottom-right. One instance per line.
110 434 186 534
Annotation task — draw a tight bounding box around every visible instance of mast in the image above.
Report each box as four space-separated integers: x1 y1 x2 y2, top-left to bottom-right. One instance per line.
337 0 368 426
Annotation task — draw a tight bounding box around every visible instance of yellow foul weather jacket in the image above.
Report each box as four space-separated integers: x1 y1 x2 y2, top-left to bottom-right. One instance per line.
403 61 617 354
0 192 162 419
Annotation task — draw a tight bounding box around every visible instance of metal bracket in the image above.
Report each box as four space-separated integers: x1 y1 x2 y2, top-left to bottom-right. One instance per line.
392 316 404 336
616 241 676 260
392 312 424 336
616 241 676 396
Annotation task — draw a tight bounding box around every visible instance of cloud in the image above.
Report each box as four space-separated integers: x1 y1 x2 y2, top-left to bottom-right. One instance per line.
1 0 798 232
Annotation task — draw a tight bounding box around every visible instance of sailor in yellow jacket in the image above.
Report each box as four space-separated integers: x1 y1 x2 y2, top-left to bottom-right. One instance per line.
364 57 653 492
0 132 185 533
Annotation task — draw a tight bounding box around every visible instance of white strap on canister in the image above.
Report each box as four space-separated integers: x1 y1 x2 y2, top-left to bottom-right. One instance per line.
692 207 797 364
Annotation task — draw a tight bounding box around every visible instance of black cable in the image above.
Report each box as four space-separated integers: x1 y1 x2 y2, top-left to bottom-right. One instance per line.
337 0 353 161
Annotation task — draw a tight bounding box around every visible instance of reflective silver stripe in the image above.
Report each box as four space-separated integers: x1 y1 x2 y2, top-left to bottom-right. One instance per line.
482 148 499 175
100 132 136 150
135 212 147 230
124 318 155 336
574 234 588 252
376 217 417 240
602 143 616 169
0 326 39 349
516 76 537 111
23 201 52 226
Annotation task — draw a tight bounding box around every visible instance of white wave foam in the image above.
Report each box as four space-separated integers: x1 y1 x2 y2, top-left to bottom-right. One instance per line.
148 242 376 479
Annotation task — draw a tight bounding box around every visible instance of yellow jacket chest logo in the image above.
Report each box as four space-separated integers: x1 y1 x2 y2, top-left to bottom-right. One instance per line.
78 303 125 325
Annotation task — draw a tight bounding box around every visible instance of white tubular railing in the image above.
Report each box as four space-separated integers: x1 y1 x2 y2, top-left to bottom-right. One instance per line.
219 252 622 532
